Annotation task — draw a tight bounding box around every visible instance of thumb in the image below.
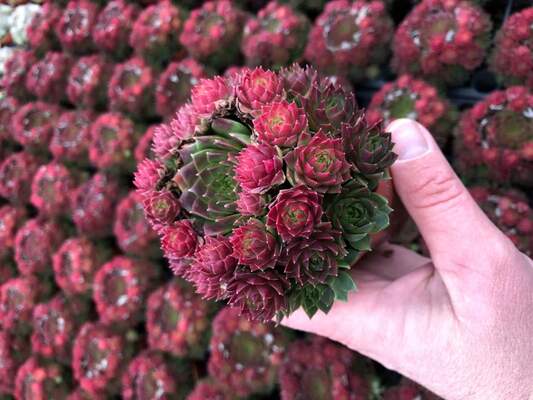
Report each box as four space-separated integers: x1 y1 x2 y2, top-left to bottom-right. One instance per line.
387 119 511 282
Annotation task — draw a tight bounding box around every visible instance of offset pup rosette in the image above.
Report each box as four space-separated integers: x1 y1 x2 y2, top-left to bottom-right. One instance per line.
135 65 397 322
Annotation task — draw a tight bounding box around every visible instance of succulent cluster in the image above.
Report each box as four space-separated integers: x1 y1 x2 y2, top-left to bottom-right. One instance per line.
135 65 396 321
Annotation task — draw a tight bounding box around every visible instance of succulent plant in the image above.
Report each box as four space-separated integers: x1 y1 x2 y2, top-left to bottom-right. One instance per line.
392 0 492 86
55 0 99 53
469 187 532 257
0 49 35 99
0 96 18 142
31 294 89 362
134 125 156 163
49 110 93 164
108 57 156 117
67 55 112 109
186 380 233 400
14 218 64 276
0 151 40 203
68 387 106 400
490 7 533 90
129 0 184 66
72 322 135 396
26 1 61 56
180 0 247 70
383 378 442 399
207 307 290 397
52 237 110 296
455 86 533 187
0 330 30 395
93 255 160 325
11 101 58 149
146 278 214 358
368 74 457 147
279 336 372 400
71 172 120 238
242 1 309 68
89 112 139 171
305 0 393 80
30 162 75 217
156 58 208 118
135 65 396 321
0 205 26 260
93 0 139 58
121 350 193 400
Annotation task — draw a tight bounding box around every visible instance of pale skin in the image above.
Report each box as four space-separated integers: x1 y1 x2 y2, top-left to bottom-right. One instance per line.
282 119 533 400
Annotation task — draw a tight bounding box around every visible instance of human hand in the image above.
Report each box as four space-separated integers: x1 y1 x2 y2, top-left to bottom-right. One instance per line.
282 119 533 400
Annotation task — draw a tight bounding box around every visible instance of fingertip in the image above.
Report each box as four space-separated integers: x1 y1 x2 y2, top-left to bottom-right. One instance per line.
386 119 435 162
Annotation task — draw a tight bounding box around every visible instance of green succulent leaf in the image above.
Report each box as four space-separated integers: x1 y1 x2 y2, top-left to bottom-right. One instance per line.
328 271 357 302
288 284 336 318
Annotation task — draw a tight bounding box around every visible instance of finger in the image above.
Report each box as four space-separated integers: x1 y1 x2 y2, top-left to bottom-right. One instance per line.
387 119 514 282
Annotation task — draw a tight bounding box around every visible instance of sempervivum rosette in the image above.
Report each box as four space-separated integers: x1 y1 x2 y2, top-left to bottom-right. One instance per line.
11 101 58 149
15 357 71 399
129 0 184 66
279 336 372 400
470 187 533 257
134 65 396 321
55 0 99 54
207 307 290 397
93 0 139 58
0 96 18 141
0 205 26 259
93 256 160 325
72 322 135 396
31 294 89 363
113 191 159 256
67 55 112 109
146 278 215 358
0 330 30 395
108 57 156 117
30 162 75 217
49 110 93 164
155 58 207 118
52 237 110 296
392 0 492 86
26 2 61 56
367 74 457 147
68 388 106 400
305 0 393 80
121 351 193 400
1 49 35 99
186 379 233 400
242 1 309 69
0 151 39 203
454 86 533 187
490 7 533 90
179 0 247 70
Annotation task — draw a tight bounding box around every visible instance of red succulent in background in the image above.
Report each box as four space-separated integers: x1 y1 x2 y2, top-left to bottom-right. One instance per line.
236 67 284 115
155 58 207 118
72 322 133 396
129 0 184 66
67 54 112 109
186 379 232 400
49 110 93 163
14 218 64 276
71 172 120 238
108 57 156 117
0 96 18 142
31 294 89 362
30 162 75 217
279 336 372 400
89 112 138 171
0 330 30 395
121 351 192 400
93 0 139 57
15 357 71 399
368 74 457 147
11 101 58 148
68 387 106 400
254 100 307 147
52 237 110 296
113 191 159 256
146 278 214 358
230 219 280 270
305 0 393 79
180 0 247 70
0 205 26 259
0 151 40 204
134 125 156 162
93 256 159 325
208 307 290 397
235 143 285 193
55 0 99 53
392 0 492 86
26 52 73 102
1 49 36 99
242 1 310 68
266 186 323 242
383 378 442 400
26 2 61 56
455 86 533 187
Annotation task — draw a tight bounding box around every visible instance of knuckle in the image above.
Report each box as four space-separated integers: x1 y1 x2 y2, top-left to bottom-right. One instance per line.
409 168 465 211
